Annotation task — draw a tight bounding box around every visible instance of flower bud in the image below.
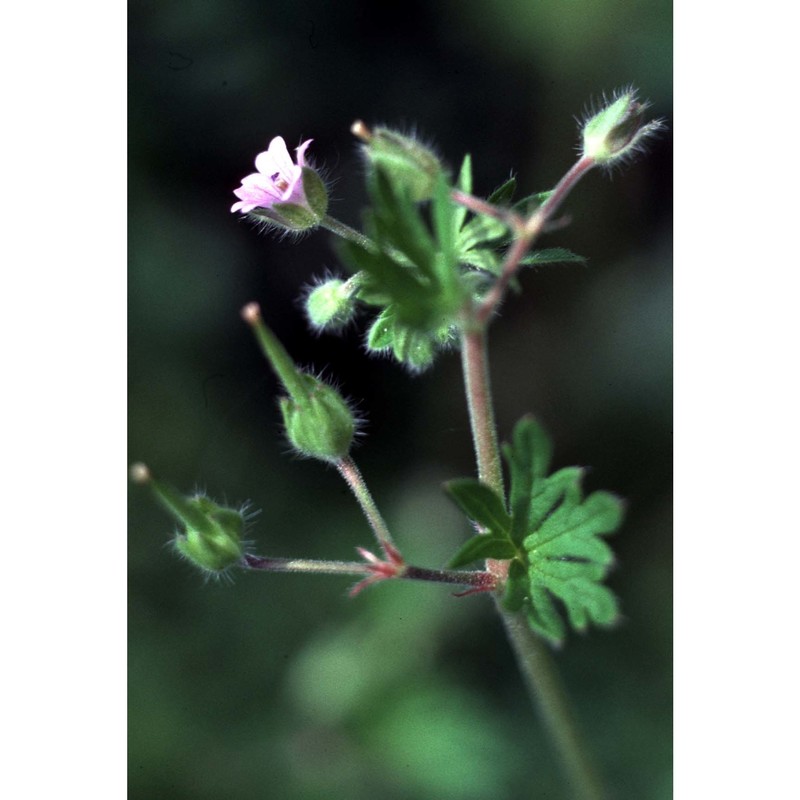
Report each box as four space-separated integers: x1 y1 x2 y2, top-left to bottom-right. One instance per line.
242 303 357 462
130 464 246 575
305 278 357 331
279 374 356 461
352 121 445 201
581 88 663 167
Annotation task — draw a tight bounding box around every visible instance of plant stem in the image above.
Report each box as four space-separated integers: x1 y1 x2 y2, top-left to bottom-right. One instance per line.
477 155 595 325
241 553 495 591
336 456 397 555
321 215 375 250
450 189 523 231
460 325 504 498
459 309 606 800
500 614 605 800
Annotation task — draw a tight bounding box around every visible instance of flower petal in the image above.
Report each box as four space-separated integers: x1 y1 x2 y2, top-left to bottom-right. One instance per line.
255 136 293 177
295 139 313 168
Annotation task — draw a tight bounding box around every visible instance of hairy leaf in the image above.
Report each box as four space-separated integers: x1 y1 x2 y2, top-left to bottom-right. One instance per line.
502 416 624 644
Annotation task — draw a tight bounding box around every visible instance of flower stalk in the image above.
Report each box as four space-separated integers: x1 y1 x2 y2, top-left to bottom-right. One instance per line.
242 552 496 596
475 154 596 326
336 455 398 556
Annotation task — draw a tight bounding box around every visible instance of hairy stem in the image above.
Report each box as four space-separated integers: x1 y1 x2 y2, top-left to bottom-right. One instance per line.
321 215 375 250
459 307 606 799
336 456 397 554
501 614 605 800
242 553 495 591
460 325 504 497
477 155 595 326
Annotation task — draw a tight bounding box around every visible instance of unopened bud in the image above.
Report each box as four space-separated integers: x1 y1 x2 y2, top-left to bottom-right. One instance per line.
305 278 357 330
581 88 663 167
243 305 357 461
355 124 445 201
131 465 247 574
280 374 356 461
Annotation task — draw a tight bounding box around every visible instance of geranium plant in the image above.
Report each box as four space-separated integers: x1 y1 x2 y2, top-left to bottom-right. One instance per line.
132 87 662 799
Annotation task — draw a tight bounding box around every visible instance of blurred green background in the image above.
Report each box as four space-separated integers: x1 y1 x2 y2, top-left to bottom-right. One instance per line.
129 1 672 797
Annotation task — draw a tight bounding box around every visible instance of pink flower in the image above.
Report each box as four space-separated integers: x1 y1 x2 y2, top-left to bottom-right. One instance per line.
231 136 314 214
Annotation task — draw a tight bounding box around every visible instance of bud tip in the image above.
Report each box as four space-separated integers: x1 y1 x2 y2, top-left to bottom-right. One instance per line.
130 463 151 484
350 120 372 142
241 302 261 325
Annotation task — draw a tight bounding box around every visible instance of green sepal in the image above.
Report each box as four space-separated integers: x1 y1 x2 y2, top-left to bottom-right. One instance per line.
581 90 662 166
447 535 517 569
301 166 329 218
173 495 246 573
271 202 320 231
443 478 511 536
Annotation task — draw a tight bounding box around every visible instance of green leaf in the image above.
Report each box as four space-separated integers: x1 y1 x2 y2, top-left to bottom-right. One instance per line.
458 209 509 246
366 307 396 351
514 190 553 215
499 416 624 644
487 175 517 206
448 535 517 569
503 416 553 545
444 479 511 536
452 155 472 234
519 248 587 267
529 466 583 532
527 585 566 643
339 167 468 353
526 490 622 567
460 248 501 274
524 486 623 638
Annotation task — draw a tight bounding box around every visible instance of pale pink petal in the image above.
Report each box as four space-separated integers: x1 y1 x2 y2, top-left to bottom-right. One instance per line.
255 136 293 177
295 139 313 168
231 135 318 215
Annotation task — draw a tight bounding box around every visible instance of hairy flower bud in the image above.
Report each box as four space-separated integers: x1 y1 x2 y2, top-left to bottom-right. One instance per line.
242 303 358 462
130 464 246 575
352 121 445 201
305 278 357 331
279 374 356 461
581 88 663 167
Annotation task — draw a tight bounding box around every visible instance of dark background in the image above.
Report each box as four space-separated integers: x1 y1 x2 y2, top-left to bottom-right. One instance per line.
129 1 672 797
